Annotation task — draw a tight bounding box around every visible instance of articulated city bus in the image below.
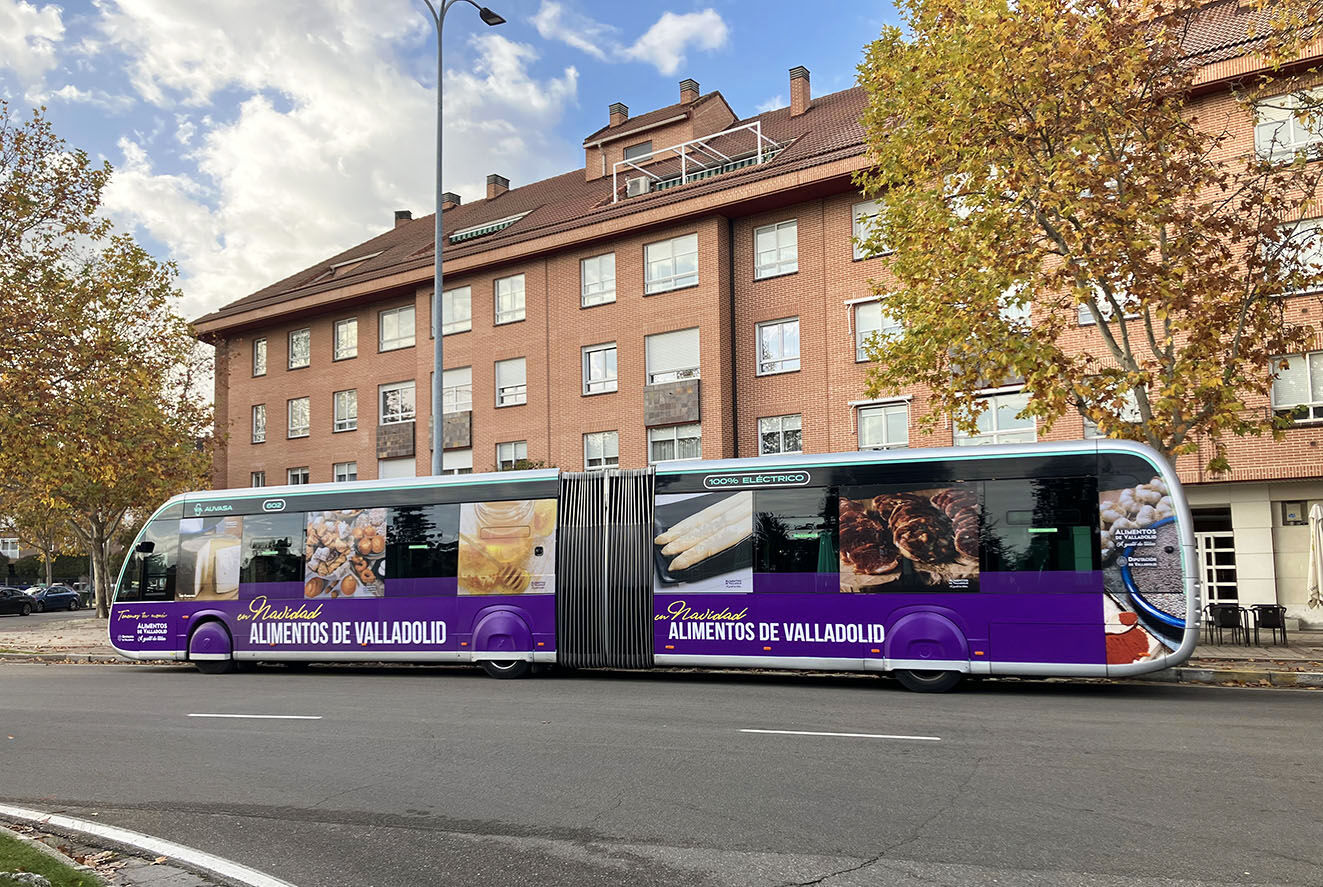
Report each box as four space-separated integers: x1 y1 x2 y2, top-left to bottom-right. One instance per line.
110 440 1198 691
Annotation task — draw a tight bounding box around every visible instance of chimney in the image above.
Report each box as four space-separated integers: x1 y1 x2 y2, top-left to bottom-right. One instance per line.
441 192 462 211
394 209 412 228
679 78 700 104
486 174 509 200
609 102 628 127
790 66 811 117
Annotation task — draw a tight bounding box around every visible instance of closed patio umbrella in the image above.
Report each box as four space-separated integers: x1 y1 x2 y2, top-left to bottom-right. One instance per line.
1308 503 1323 610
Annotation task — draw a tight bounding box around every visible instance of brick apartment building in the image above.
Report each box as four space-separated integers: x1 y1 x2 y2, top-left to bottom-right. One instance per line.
194 1 1323 624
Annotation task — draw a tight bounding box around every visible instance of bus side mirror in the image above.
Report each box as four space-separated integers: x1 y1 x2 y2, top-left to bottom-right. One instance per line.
135 540 156 554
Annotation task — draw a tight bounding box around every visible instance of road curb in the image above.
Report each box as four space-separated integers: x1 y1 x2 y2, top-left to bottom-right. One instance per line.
0 651 172 664
1136 666 1323 687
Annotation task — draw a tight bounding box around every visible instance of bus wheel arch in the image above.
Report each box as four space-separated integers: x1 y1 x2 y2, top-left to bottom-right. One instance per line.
884 610 969 693
472 608 534 679
188 618 236 675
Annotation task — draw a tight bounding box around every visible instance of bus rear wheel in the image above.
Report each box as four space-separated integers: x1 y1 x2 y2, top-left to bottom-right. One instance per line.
195 657 237 675
480 659 531 679
893 669 963 693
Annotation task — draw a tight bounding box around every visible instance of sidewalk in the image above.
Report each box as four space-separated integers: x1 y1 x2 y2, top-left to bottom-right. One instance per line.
3 822 228 887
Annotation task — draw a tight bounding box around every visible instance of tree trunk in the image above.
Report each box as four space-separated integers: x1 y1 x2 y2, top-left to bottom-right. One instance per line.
44 555 53 587
91 523 112 620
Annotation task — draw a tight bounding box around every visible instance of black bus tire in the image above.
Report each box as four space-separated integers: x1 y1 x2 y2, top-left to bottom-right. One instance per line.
893 669 963 693
480 659 531 679
190 621 237 675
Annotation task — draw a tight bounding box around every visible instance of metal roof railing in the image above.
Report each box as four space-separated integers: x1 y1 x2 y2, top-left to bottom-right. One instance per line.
612 121 782 203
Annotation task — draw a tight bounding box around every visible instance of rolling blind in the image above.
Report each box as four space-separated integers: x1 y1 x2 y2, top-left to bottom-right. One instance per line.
645 328 699 376
495 358 525 388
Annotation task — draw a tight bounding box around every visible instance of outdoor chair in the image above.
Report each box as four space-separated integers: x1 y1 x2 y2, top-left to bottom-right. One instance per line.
1204 603 1247 645
1249 604 1289 646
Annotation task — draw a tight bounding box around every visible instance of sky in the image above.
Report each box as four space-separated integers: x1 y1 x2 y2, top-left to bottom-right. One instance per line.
1 1 898 321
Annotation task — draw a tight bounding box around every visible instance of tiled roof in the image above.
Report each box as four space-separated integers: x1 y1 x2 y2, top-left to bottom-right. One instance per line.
1178 0 1277 64
195 85 869 327
580 91 725 144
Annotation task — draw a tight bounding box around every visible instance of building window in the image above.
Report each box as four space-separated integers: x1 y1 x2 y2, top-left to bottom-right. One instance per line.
1276 218 1323 294
333 461 358 483
953 390 1036 446
287 467 310 485
1271 351 1323 423
288 328 310 369
758 414 802 455
442 285 471 335
440 449 473 475
250 471 265 488
623 140 653 161
1083 390 1141 439
287 397 310 438
582 343 618 394
999 286 1032 328
496 440 528 471
378 457 415 479
754 220 798 279
334 318 358 360
854 300 901 362
853 199 886 259
379 381 416 424
1078 283 1140 325
495 358 527 407
494 274 525 324
443 366 472 413
644 233 699 294
0 538 18 559
645 327 700 384
379 305 416 351
252 338 267 376
584 431 620 469
333 389 357 432
251 404 266 444
648 423 702 463
1255 88 1323 160
858 402 909 450
757 318 800 375
581 253 616 306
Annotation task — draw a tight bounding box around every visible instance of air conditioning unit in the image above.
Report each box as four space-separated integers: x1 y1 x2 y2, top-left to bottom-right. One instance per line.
626 176 650 198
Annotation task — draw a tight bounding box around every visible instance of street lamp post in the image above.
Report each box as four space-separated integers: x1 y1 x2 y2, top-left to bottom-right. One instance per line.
421 0 505 476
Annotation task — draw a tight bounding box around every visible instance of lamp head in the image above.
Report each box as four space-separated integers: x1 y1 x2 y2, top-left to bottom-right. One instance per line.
478 6 505 25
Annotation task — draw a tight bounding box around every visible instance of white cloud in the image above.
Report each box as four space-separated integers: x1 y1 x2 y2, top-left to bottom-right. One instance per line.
92 0 579 319
756 94 784 114
41 82 134 112
532 2 729 76
0 0 65 93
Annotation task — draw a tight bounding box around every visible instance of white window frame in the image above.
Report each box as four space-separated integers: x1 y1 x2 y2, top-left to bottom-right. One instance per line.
251 404 266 444
495 357 527 407
582 343 618 394
333 461 358 483
758 414 803 455
584 430 620 470
252 337 267 376
1255 89 1323 160
442 366 472 414
287 467 310 485
756 317 800 375
496 440 528 471
287 397 309 439
249 471 265 488
1 537 20 559
440 449 473 475
1083 390 1142 439
953 389 1037 446
857 402 909 450
623 140 653 161
754 219 798 279
379 381 416 425
1078 283 1140 325
853 299 901 362
494 274 526 325
333 318 357 360
1271 351 1323 423
442 286 472 335
288 328 310 369
1275 218 1323 295
581 253 617 307
852 199 887 260
333 389 357 432
644 233 699 294
648 423 702 463
645 328 700 384
378 305 416 351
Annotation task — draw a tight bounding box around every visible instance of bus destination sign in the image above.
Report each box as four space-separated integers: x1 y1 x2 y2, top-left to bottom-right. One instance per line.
702 470 811 491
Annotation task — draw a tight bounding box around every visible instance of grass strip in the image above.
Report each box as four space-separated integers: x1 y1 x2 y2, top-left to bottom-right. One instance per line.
0 831 101 886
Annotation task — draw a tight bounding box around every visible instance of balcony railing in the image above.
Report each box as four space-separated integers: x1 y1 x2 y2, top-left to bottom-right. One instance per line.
612 122 782 203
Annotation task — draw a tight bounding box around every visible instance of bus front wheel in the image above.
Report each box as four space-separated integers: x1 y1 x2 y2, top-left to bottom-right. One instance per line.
893 669 962 693
480 659 531 679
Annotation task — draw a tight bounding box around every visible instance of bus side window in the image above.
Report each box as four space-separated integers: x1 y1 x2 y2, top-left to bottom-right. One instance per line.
387 504 459 580
119 519 180 602
981 477 1100 573
240 513 305 586
753 488 838 577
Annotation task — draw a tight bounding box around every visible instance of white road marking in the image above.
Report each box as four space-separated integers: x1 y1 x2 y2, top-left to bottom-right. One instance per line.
0 803 298 887
739 728 942 742
187 713 322 720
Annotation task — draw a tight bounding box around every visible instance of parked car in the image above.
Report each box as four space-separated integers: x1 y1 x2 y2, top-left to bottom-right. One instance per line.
0 587 34 616
32 585 81 612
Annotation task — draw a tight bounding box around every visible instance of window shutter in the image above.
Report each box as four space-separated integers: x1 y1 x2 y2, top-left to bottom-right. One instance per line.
646 328 700 376
496 358 525 388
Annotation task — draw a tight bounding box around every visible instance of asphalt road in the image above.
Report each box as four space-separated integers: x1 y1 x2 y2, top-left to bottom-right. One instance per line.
2 663 1320 887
